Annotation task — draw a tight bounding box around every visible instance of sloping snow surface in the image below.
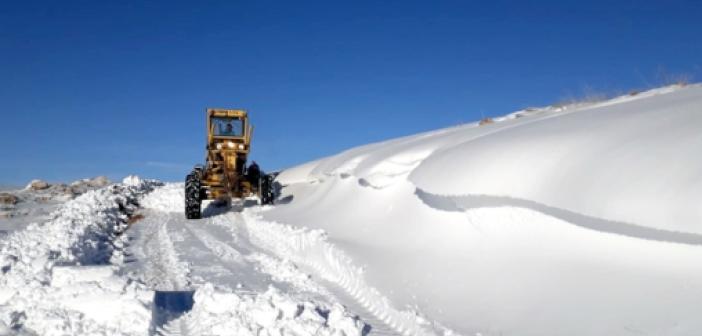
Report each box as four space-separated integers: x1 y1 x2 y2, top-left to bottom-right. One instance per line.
265 85 702 335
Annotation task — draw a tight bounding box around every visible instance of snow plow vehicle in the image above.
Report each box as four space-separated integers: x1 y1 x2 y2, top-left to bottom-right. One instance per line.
185 108 275 219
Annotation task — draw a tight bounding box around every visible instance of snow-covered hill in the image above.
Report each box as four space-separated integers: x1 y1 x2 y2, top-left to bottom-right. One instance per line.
266 84 702 335
1 85 701 336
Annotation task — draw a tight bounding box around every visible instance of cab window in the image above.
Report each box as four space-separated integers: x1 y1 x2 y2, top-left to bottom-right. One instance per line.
212 117 244 137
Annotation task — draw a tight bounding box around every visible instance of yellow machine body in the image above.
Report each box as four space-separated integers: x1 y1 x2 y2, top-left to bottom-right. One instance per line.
186 108 274 219
202 108 255 200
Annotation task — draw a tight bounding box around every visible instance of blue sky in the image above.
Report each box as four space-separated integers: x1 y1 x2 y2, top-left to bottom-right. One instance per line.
1 1 700 185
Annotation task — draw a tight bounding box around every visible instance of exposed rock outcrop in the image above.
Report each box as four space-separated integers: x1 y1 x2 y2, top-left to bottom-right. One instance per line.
0 193 19 205
26 180 50 191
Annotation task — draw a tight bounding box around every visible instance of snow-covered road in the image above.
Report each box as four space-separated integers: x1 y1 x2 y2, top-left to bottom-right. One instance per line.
129 184 399 336
0 179 378 336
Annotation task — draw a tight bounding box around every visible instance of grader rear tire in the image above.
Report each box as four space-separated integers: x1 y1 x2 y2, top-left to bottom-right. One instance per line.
185 171 202 219
259 175 275 205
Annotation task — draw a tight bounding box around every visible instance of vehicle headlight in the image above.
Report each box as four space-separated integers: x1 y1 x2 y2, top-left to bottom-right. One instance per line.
238 144 245 150
216 143 223 150
227 141 235 149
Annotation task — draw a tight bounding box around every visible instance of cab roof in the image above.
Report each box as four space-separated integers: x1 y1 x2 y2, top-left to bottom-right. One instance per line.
207 108 248 118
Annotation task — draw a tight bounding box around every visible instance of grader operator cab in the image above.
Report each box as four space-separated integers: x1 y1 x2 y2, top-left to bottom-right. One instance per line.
185 108 275 219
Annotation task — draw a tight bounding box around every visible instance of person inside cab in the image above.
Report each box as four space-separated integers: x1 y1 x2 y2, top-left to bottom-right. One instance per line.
217 118 242 136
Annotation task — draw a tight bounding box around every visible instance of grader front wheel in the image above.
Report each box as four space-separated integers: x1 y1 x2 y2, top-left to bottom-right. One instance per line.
185 171 202 219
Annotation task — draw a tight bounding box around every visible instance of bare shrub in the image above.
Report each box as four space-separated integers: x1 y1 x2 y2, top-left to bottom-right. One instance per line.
554 85 610 109
479 117 494 126
656 66 693 87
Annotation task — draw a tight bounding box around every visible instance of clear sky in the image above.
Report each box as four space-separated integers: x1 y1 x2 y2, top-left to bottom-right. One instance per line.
1 1 700 185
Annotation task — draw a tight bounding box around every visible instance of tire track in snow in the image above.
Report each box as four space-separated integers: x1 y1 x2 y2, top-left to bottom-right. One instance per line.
319 280 401 336
127 211 195 336
185 224 246 265
139 212 190 291
195 210 401 335
189 211 334 296
235 211 419 336
150 209 373 336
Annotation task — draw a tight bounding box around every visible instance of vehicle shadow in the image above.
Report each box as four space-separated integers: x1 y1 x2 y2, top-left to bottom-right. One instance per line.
275 195 294 205
201 200 231 218
150 290 195 333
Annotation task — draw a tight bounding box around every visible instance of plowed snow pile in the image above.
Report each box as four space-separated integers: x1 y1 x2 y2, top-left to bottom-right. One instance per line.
0 176 158 335
264 84 702 336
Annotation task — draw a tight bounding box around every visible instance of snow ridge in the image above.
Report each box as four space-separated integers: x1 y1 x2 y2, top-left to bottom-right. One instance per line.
415 188 702 246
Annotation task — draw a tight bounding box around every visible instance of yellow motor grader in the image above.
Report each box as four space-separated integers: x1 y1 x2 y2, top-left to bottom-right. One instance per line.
185 108 275 219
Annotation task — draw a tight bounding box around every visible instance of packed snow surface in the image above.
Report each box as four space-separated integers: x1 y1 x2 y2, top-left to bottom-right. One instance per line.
131 189 370 336
267 85 702 335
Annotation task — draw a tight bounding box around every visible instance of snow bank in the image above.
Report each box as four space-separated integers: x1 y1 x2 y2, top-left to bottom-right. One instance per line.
0 178 159 335
140 182 184 213
2 176 120 234
264 85 702 335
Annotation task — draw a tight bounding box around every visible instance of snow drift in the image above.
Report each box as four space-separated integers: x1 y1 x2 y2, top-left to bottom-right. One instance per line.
265 84 702 335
